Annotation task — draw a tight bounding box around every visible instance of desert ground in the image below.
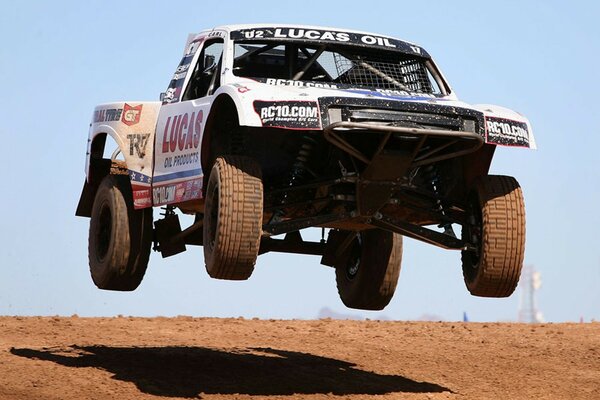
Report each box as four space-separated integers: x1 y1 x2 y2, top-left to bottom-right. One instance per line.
0 316 598 399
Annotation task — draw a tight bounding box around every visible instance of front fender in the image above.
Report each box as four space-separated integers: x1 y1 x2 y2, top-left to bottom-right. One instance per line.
215 82 323 130
473 104 536 150
213 85 262 128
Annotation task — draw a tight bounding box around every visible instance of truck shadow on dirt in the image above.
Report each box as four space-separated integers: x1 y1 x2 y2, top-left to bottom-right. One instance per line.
12 345 451 397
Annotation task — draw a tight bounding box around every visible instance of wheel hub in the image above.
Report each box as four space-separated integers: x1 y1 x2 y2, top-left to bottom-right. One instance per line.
345 235 362 280
346 257 360 279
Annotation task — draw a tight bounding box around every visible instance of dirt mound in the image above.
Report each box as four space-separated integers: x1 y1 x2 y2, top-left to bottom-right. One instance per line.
1 317 598 399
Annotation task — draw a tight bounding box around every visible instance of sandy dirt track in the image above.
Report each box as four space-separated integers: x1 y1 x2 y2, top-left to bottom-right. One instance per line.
0 317 598 399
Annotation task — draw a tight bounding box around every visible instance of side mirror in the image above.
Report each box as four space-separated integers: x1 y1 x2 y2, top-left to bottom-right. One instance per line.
159 92 166 102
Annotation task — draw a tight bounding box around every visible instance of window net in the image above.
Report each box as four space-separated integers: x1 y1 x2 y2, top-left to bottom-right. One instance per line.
327 52 438 94
234 42 441 95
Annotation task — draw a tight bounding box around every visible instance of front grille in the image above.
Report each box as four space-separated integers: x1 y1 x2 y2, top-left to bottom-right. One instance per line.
345 108 463 130
319 97 485 135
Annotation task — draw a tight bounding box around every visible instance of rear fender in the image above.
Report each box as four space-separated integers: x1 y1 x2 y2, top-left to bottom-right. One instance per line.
77 101 161 216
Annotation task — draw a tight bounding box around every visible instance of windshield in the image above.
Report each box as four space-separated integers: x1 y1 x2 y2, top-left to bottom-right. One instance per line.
233 41 443 95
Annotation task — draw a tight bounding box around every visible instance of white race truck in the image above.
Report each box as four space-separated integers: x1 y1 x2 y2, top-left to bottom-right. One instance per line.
77 24 536 310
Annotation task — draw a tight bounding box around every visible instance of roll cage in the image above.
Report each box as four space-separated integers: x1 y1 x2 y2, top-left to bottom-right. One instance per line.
230 39 450 96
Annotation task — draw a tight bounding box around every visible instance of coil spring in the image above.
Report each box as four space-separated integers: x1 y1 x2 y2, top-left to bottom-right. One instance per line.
426 165 456 237
270 135 318 223
289 135 317 185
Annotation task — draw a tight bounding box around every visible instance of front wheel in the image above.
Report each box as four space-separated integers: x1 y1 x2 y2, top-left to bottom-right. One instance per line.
88 174 152 291
462 175 525 297
203 156 263 280
334 229 402 311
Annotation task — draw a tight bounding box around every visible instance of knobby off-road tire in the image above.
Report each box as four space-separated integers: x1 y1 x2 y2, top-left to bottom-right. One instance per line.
462 175 525 297
203 156 263 280
88 174 152 291
335 230 402 310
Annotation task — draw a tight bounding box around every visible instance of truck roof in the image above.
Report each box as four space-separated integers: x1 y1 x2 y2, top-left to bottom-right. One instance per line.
203 24 411 39
191 24 428 57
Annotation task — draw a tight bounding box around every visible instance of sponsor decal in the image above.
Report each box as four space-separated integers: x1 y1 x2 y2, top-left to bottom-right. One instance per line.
171 71 187 81
207 30 225 38
160 110 203 169
133 189 152 208
153 184 177 204
231 28 429 56
163 39 204 104
485 117 530 147
93 104 144 125
175 64 190 74
127 133 150 158
253 100 320 129
129 170 152 209
185 37 205 56
163 87 178 104
231 83 251 93
341 88 443 101
163 81 184 105
122 103 143 126
240 28 352 43
258 78 444 100
262 78 339 89
93 107 122 123
152 178 203 206
166 152 200 168
129 170 152 184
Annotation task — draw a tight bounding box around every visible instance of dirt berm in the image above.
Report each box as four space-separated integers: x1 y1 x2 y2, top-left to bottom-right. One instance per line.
0 317 598 399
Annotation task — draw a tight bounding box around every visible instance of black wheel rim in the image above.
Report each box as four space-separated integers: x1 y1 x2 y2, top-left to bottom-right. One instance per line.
96 201 112 262
345 235 362 281
463 195 482 280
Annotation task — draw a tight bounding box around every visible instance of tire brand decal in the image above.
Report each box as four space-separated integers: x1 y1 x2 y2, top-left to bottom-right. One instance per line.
93 103 143 126
93 107 122 123
121 103 143 126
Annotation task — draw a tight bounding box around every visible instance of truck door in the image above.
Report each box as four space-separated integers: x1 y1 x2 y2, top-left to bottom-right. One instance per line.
152 37 225 206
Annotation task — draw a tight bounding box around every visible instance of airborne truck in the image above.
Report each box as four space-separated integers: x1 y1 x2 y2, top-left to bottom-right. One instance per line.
76 24 536 310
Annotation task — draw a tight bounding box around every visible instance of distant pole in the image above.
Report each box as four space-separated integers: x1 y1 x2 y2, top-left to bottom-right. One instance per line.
518 265 544 323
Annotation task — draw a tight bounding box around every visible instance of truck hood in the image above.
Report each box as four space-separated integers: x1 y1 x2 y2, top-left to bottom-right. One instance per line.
230 77 462 106
224 78 536 149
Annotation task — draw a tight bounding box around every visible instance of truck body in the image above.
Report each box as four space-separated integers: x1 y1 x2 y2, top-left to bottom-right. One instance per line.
77 24 535 310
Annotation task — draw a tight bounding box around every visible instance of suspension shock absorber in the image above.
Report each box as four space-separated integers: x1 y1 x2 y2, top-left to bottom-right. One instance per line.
289 135 318 185
425 165 456 238
270 135 318 223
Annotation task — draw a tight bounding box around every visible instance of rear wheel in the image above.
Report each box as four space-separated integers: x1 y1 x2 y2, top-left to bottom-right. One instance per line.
334 229 402 310
462 175 525 297
203 156 263 280
88 174 152 291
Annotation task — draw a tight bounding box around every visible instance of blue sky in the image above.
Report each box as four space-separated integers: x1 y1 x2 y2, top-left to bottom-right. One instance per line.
0 1 598 322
